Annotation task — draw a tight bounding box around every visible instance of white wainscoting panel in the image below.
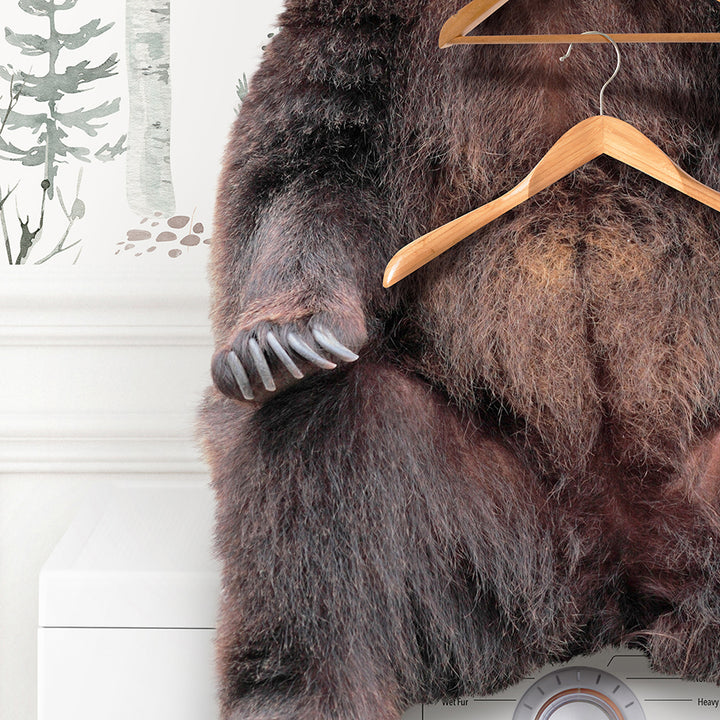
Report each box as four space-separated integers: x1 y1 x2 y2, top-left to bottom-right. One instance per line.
0 264 218 720
0 267 215 474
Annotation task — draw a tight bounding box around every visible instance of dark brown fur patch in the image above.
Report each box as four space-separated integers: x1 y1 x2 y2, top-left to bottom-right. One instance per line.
201 1 720 717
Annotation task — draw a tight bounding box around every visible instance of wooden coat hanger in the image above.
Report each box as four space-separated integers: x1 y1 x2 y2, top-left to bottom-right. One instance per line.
383 33 720 288
438 0 720 47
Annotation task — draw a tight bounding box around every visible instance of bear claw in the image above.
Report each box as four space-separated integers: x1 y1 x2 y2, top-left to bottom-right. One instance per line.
311 326 360 363
226 350 255 401
248 337 277 392
287 331 337 369
215 322 361 403
267 330 304 379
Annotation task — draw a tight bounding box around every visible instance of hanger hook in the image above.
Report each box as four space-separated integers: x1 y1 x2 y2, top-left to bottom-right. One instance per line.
559 31 621 116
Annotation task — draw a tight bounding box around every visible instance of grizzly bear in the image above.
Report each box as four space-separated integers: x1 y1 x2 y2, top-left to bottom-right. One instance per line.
199 1 720 718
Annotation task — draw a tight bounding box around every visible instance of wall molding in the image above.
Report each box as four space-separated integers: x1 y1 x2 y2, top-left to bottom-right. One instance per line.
0 267 215 475
1 437 208 475
0 267 213 345
0 324 211 347
0 412 208 475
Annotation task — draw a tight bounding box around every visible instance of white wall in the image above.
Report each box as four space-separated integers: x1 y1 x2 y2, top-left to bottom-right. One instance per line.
0 267 213 720
0 3 286 718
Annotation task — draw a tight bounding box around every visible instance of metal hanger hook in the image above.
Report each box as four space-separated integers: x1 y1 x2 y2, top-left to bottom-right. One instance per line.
559 31 621 116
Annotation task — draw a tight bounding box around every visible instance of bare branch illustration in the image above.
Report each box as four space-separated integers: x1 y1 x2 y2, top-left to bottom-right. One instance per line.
34 169 84 264
235 73 248 115
14 179 48 263
0 180 19 262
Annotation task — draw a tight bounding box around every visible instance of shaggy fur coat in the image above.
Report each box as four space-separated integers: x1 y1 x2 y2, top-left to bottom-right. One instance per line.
199 1 720 717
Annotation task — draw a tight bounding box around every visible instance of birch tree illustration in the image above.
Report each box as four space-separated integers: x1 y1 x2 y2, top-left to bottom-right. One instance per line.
125 0 176 217
0 0 126 200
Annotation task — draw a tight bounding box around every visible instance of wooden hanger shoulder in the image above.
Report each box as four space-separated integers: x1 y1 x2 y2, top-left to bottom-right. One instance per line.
601 116 720 212
439 0 512 47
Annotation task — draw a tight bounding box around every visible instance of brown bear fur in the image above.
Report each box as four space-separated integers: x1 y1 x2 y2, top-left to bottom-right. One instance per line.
199 1 720 717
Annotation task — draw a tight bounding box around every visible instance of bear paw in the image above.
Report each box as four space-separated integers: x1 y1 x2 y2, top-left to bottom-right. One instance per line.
212 316 361 403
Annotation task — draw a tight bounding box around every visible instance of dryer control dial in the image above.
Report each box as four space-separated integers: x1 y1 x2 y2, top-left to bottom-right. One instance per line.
513 667 645 720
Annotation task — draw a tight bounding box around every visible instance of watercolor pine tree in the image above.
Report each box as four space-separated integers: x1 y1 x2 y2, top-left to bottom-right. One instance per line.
0 0 126 263
0 0 126 200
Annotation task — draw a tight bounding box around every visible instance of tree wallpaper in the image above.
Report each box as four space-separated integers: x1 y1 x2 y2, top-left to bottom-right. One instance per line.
125 0 174 217
0 0 282 265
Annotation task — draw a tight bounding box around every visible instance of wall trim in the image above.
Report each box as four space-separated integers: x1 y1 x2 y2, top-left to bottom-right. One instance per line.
0 267 213 345
0 412 208 475
1 438 208 475
0 325 211 347
0 266 215 475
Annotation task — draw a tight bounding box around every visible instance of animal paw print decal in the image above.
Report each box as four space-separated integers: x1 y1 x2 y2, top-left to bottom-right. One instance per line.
119 212 211 258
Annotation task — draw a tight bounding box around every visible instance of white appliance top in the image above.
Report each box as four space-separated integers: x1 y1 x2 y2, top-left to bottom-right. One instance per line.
39 479 220 629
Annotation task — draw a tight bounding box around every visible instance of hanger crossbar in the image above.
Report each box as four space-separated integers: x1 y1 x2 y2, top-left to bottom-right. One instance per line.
444 32 720 47
439 0 720 47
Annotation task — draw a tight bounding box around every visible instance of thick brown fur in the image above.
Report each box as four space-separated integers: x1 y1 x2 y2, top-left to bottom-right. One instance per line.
199 1 720 717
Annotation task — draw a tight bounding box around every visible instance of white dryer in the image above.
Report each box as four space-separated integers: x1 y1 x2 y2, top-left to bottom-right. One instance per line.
38 480 221 720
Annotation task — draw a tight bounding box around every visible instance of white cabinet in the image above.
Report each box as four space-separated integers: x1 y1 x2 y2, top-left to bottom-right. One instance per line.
38 480 221 720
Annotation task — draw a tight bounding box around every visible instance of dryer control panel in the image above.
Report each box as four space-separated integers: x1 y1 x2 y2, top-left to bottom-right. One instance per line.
402 650 720 720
